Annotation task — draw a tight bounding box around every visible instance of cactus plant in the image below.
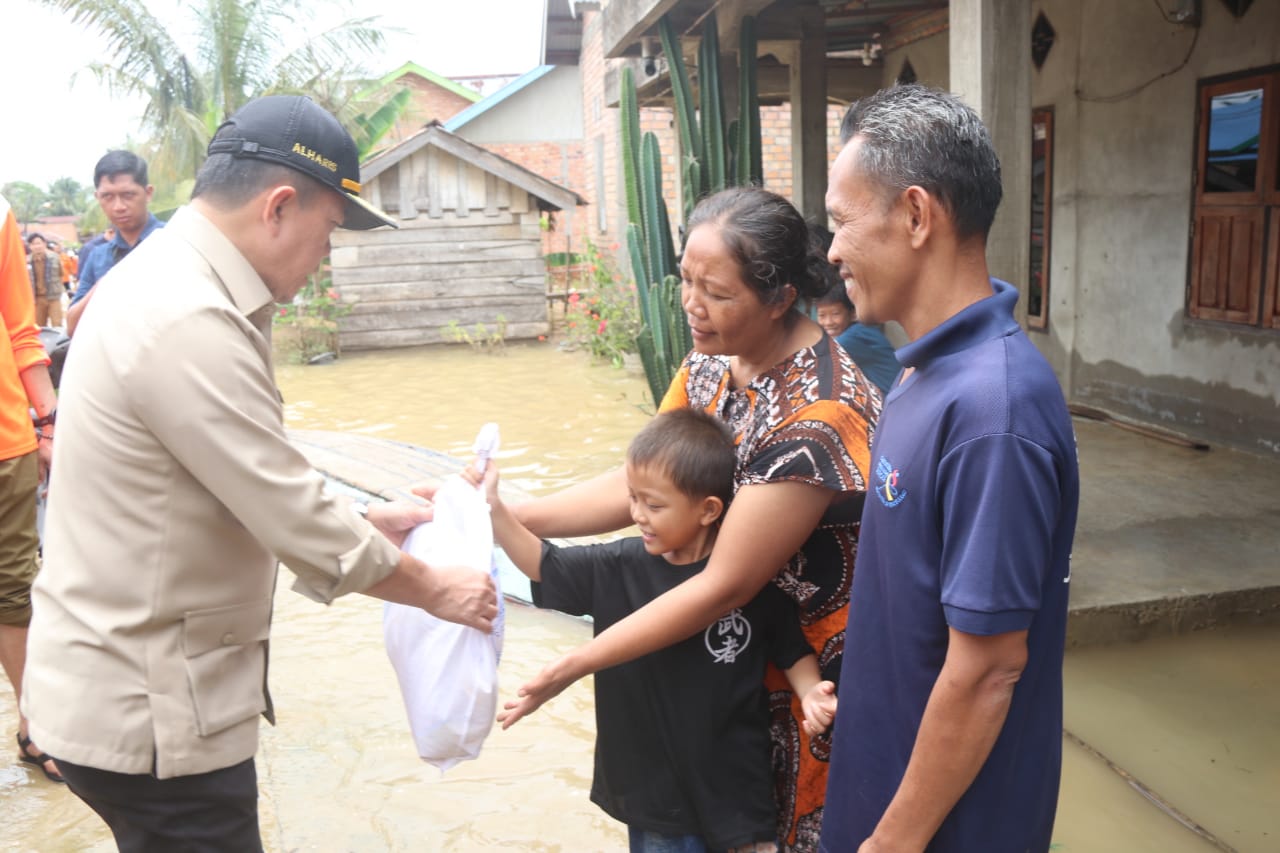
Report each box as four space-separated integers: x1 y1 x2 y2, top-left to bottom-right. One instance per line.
620 12 763 405
736 16 762 187
620 66 644 235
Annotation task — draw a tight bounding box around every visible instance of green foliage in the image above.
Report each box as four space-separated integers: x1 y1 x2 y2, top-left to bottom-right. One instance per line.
1 182 46 223
353 87 412 158
698 23 726 195
563 239 642 367
273 271 351 326
444 316 508 355
635 275 691 404
620 11 763 402
619 66 644 237
271 271 350 364
39 0 402 190
45 177 91 216
736 16 762 187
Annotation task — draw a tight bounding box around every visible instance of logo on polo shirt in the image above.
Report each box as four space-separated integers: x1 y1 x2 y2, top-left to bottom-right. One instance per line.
705 609 751 663
875 455 907 507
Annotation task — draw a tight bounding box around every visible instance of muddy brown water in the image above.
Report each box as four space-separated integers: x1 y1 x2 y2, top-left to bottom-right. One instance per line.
2 343 1274 851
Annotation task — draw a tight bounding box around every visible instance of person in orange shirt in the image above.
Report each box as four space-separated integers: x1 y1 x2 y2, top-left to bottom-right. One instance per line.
0 196 60 783
51 241 77 293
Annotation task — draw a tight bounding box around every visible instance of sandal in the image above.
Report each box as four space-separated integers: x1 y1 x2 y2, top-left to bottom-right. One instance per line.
17 733 65 784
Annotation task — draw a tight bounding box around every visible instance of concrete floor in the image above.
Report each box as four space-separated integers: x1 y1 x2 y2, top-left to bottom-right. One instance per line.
293 414 1280 646
1067 417 1280 645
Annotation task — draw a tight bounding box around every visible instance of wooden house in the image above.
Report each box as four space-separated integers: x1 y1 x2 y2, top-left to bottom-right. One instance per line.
329 122 586 351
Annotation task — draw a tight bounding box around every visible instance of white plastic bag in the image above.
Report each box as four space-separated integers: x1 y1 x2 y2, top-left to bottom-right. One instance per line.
383 455 504 771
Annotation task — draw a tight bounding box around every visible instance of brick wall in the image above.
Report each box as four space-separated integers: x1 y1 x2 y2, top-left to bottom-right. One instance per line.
386 75 478 144
481 141 589 258
761 103 847 205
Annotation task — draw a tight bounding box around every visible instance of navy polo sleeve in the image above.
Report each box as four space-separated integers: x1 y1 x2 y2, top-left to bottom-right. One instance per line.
935 433 1063 636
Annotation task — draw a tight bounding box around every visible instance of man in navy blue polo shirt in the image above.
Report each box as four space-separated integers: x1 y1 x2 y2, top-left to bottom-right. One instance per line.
66 151 164 336
820 85 1079 853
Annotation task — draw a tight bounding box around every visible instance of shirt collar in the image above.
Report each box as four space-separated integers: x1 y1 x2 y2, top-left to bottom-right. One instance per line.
110 213 164 249
895 279 1021 369
164 206 274 317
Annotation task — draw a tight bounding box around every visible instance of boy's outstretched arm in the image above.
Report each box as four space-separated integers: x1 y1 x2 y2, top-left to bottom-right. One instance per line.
785 654 838 737
465 463 545 582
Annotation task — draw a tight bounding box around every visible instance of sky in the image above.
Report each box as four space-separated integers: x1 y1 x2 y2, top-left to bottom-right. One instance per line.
0 0 545 189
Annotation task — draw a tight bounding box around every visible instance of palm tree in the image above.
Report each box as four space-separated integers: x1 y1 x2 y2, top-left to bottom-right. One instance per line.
42 0 406 195
1 181 47 225
45 177 91 216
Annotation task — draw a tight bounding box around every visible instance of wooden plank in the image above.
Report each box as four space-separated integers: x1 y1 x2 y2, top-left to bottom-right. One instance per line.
511 191 530 214
340 300 547 332
456 159 470 218
377 170 399 214
426 146 443 219
336 258 546 285
466 163 487 211
340 320 549 351
436 149 458 213
343 277 547 302
485 173 499 217
398 161 417 219
334 240 539 267
331 219 521 247
496 179 511 210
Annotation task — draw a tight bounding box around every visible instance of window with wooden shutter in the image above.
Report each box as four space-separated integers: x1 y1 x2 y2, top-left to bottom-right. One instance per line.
1189 69 1279 330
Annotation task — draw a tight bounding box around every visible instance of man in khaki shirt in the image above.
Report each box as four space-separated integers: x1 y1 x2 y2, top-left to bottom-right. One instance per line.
24 95 498 851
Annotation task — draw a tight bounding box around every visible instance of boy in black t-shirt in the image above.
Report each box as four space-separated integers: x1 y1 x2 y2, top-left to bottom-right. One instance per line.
476 409 836 853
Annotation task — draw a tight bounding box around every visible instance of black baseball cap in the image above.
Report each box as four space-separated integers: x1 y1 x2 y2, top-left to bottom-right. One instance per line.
207 95 396 230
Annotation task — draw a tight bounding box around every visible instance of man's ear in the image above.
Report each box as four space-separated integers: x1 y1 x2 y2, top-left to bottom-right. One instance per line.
700 495 725 527
902 185 934 249
261 185 299 231
144 184 155 202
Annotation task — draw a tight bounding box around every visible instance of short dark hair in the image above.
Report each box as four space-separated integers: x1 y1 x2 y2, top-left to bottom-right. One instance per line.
627 409 736 508
684 186 833 306
192 153 323 209
26 233 47 246
838 84 1002 241
94 150 149 189
807 223 849 307
815 283 853 310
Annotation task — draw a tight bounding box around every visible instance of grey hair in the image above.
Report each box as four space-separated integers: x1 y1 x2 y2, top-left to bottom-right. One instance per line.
838 84 1002 241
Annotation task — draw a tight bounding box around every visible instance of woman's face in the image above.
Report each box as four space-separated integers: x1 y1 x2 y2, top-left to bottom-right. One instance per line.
680 224 791 358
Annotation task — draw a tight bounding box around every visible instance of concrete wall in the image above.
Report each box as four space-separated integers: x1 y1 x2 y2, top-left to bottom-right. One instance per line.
864 3 1280 454
330 146 549 350
452 67 585 143
882 29 950 89
1039 0 1280 454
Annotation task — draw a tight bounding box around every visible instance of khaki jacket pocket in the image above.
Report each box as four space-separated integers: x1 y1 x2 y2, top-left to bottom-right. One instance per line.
182 599 272 737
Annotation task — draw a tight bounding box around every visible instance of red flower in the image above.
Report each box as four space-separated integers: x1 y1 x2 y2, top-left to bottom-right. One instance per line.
597 319 608 335
569 293 580 304
326 289 339 300
278 308 288 316
538 335 546 341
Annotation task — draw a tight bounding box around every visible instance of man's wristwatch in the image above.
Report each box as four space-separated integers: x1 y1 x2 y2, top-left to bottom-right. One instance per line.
32 409 56 428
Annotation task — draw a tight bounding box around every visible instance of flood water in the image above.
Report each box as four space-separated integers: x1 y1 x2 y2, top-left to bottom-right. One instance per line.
2 342 1275 852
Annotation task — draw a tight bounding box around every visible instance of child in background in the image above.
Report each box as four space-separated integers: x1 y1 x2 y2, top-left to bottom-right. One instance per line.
475 409 836 853
814 285 898 394
810 222 899 394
